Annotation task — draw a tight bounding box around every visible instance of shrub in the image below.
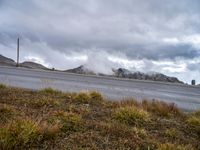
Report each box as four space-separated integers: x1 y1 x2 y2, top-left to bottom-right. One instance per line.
0 119 39 149
157 143 193 150
113 107 149 126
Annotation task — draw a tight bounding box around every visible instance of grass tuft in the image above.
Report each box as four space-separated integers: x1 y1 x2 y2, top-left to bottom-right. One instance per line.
113 106 149 126
73 91 104 105
39 88 62 95
164 128 177 139
39 121 61 140
114 99 181 117
0 84 6 89
0 104 15 123
52 111 83 133
74 92 91 104
187 116 200 126
0 119 39 149
28 97 60 108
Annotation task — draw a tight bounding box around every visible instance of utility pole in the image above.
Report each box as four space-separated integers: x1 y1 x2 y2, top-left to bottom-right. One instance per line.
16 38 19 67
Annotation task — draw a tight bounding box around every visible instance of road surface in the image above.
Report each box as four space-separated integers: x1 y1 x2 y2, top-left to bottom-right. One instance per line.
0 66 200 111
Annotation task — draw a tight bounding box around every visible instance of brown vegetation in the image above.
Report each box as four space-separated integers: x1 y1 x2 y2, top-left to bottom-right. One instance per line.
0 85 199 149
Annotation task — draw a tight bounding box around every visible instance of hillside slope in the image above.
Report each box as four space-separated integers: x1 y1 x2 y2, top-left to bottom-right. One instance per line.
0 85 199 149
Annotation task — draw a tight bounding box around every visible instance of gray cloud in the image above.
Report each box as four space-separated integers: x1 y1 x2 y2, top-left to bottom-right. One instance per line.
0 0 200 83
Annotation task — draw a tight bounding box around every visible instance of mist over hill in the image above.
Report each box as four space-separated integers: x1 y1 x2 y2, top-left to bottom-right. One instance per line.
0 54 184 84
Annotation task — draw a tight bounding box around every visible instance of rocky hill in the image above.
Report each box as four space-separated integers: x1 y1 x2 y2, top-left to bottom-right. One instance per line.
66 65 95 75
66 65 184 84
113 68 183 84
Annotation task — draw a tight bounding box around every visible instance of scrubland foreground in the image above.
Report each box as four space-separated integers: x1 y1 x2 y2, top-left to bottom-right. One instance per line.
0 84 200 150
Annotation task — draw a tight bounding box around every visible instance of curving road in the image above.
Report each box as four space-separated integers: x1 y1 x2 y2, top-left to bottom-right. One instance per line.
0 66 200 111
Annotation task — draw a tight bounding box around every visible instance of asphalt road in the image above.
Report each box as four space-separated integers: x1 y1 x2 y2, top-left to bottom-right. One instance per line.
0 66 200 111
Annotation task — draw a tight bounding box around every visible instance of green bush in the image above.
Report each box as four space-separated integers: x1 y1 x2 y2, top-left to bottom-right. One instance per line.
0 119 39 149
113 107 149 126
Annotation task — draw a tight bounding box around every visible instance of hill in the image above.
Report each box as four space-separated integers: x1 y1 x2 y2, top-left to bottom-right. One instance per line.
0 54 16 66
0 54 48 70
20 61 48 70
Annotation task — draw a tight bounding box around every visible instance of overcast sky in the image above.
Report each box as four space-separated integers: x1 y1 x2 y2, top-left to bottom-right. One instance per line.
0 0 200 83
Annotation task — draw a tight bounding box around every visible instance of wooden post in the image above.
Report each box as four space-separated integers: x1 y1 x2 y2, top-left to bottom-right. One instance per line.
16 38 19 67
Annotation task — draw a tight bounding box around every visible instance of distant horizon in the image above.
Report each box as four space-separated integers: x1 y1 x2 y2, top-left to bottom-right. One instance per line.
0 0 200 84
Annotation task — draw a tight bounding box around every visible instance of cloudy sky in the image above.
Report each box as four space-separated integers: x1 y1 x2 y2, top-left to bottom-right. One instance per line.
0 0 200 83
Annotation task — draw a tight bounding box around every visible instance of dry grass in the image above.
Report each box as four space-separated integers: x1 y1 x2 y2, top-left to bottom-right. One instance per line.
0 85 200 150
157 143 194 150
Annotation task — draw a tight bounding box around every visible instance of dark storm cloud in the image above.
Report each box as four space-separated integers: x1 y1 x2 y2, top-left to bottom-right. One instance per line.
0 0 200 82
